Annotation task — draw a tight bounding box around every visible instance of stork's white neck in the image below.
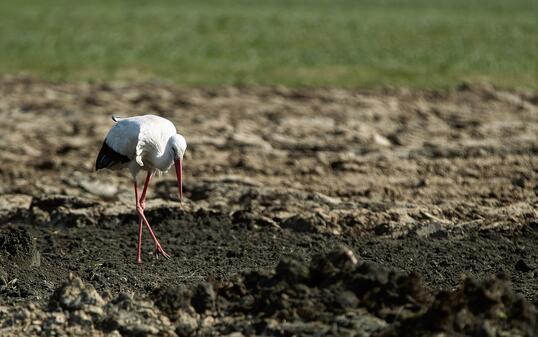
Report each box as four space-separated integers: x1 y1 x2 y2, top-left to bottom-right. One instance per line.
152 139 175 172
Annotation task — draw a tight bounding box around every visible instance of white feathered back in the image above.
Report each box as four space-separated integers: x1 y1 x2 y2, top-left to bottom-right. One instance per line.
106 115 177 172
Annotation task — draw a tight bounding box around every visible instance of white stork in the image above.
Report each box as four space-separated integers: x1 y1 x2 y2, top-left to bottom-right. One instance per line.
95 114 187 264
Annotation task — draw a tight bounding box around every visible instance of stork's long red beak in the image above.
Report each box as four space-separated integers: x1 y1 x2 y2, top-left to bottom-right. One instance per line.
174 159 183 202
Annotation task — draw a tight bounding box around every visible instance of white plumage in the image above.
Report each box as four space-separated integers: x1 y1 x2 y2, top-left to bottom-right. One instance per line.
101 114 186 177
96 114 187 264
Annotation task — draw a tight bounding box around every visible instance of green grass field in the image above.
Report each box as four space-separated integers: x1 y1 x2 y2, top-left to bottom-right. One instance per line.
1 0 536 89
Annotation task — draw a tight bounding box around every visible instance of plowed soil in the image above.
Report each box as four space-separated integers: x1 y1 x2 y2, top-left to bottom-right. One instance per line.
0 77 537 336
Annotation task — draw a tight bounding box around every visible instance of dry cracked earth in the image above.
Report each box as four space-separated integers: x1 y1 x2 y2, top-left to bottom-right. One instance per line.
0 76 537 336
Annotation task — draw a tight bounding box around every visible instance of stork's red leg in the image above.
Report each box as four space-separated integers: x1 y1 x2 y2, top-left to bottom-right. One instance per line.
139 172 158 252
137 171 171 259
134 182 143 264
137 211 171 259
139 171 152 210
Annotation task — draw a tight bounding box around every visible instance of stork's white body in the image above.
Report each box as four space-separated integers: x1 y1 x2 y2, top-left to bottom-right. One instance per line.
104 115 179 178
95 114 187 264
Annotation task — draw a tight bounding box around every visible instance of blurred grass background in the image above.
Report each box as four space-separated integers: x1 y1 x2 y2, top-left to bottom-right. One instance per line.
1 0 536 89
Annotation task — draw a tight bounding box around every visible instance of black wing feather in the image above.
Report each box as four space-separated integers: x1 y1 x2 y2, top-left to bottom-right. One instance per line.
95 141 130 171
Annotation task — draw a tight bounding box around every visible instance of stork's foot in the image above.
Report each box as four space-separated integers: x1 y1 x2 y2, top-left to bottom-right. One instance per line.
154 245 171 259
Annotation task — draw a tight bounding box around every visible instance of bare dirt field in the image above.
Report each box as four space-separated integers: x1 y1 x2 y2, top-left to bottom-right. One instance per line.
0 76 537 336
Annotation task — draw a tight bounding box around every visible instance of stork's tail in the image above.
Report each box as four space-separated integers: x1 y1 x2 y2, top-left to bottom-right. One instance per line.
112 115 123 122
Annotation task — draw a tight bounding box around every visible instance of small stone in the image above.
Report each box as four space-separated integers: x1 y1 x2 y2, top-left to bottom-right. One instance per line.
281 214 326 233
326 247 359 268
224 333 245 337
69 310 93 328
342 311 388 333
13 308 31 321
511 176 527 188
515 259 534 272
0 194 32 213
374 223 391 236
336 291 359 308
200 316 215 328
175 312 198 336
130 323 159 336
278 321 330 335
373 133 391 146
80 179 118 198
45 312 67 326
0 267 7 286
105 331 122 337
275 257 310 283
229 133 272 151
86 305 104 318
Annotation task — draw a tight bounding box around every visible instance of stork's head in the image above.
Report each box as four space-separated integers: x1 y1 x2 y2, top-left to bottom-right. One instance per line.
171 134 187 202
171 134 187 159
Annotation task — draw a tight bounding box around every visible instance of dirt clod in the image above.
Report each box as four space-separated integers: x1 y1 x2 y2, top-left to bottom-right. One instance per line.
515 259 535 273
0 226 40 268
382 276 538 337
49 274 105 311
191 282 216 314
281 214 327 233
